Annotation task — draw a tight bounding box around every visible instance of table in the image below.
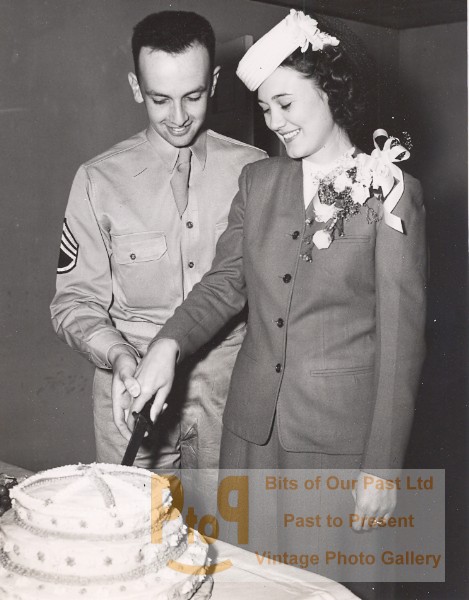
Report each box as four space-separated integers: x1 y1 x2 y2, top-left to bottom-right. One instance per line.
0 461 358 600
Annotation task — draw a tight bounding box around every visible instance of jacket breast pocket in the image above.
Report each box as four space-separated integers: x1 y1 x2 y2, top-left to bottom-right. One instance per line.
314 234 373 283
111 232 174 309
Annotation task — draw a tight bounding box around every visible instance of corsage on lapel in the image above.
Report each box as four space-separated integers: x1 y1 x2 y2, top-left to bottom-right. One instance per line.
300 130 410 261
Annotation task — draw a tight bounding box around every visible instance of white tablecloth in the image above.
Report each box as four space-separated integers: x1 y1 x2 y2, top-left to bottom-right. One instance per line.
0 461 358 600
207 538 357 599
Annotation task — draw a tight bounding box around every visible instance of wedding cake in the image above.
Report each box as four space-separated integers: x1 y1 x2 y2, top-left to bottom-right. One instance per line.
0 463 212 599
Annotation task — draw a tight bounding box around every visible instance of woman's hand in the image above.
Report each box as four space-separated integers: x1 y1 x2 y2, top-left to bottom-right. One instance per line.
120 338 179 434
351 471 397 532
109 346 140 441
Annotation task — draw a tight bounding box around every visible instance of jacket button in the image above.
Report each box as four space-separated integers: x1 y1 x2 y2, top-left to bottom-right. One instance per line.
276 318 284 328
275 363 282 373
188 261 194 268
130 253 136 260
283 274 292 283
292 231 300 240
186 221 194 229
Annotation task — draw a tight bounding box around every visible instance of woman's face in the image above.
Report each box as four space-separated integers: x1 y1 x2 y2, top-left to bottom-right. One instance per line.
257 66 347 164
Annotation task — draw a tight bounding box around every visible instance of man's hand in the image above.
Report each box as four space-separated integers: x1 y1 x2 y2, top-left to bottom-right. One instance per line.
124 338 179 432
351 471 397 532
109 345 139 441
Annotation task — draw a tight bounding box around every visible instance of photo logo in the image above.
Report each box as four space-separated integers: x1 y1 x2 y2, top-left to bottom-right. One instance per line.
151 474 249 574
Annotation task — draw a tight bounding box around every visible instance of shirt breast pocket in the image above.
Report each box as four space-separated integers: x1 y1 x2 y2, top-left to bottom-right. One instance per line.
111 232 174 309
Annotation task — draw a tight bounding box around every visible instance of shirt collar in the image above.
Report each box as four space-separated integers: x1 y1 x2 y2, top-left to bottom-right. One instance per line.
146 126 208 172
302 146 356 178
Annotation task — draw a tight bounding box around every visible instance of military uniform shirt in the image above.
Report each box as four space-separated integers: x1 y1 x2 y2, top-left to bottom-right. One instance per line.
51 127 266 367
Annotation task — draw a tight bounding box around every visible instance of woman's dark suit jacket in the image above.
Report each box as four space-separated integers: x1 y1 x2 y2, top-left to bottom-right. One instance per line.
156 156 427 472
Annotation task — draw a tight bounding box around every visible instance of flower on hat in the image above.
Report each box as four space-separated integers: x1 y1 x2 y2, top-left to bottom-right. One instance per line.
286 10 340 53
236 10 340 91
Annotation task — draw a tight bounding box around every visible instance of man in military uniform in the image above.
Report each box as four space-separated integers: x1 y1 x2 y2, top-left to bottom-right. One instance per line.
50 11 266 471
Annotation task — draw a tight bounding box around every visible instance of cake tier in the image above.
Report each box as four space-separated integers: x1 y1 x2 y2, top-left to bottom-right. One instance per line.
0 508 186 578
0 530 211 600
0 464 211 599
9 464 170 536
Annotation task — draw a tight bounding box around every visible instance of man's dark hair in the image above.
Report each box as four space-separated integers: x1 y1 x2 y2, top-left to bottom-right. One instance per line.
132 11 216 78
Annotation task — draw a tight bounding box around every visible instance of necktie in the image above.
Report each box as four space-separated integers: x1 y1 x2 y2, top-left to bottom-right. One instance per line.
171 147 191 217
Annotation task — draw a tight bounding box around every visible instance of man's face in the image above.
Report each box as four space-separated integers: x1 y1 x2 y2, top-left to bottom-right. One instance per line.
129 43 219 148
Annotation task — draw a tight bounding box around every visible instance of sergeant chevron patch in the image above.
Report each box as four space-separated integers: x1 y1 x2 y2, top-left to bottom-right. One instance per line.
57 219 79 273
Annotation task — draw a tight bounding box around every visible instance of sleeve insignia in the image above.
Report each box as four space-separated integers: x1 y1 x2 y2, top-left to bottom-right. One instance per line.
57 219 79 273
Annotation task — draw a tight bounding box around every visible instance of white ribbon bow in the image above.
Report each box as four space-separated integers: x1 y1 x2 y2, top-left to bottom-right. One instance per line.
369 128 410 233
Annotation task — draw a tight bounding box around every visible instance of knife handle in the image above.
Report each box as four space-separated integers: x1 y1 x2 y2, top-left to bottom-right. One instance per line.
132 398 154 429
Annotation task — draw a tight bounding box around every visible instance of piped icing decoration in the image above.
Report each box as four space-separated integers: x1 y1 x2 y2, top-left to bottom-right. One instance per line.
88 467 116 509
53 466 117 509
0 537 189 584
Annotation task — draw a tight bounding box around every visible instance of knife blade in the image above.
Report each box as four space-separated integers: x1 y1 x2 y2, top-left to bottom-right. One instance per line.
121 398 154 467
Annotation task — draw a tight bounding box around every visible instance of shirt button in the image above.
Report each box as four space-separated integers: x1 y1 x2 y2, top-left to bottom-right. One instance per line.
283 274 292 283
186 221 193 229
276 318 284 328
188 261 194 268
275 363 282 373
292 231 300 240
130 253 136 260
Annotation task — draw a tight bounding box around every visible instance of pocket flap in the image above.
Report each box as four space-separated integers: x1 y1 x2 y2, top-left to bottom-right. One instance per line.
333 235 371 243
112 232 167 264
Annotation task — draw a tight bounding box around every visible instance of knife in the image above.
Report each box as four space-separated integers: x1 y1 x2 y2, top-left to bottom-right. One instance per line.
121 398 154 466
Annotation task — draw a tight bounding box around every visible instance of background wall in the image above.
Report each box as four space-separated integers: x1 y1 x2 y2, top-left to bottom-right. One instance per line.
0 0 288 471
396 22 468 600
0 2 467 596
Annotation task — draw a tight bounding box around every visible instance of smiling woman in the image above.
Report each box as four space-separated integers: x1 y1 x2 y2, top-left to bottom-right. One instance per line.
128 11 427 598
257 67 351 162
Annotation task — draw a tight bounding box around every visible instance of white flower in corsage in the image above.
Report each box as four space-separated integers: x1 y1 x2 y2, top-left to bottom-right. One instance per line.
312 229 333 250
313 200 338 223
333 172 352 193
350 182 369 205
355 153 373 188
300 130 411 262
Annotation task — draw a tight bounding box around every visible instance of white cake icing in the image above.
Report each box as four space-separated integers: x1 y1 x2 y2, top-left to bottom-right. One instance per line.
0 464 212 599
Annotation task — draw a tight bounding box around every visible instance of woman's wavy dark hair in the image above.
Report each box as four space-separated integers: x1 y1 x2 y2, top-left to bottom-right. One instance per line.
280 17 373 145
